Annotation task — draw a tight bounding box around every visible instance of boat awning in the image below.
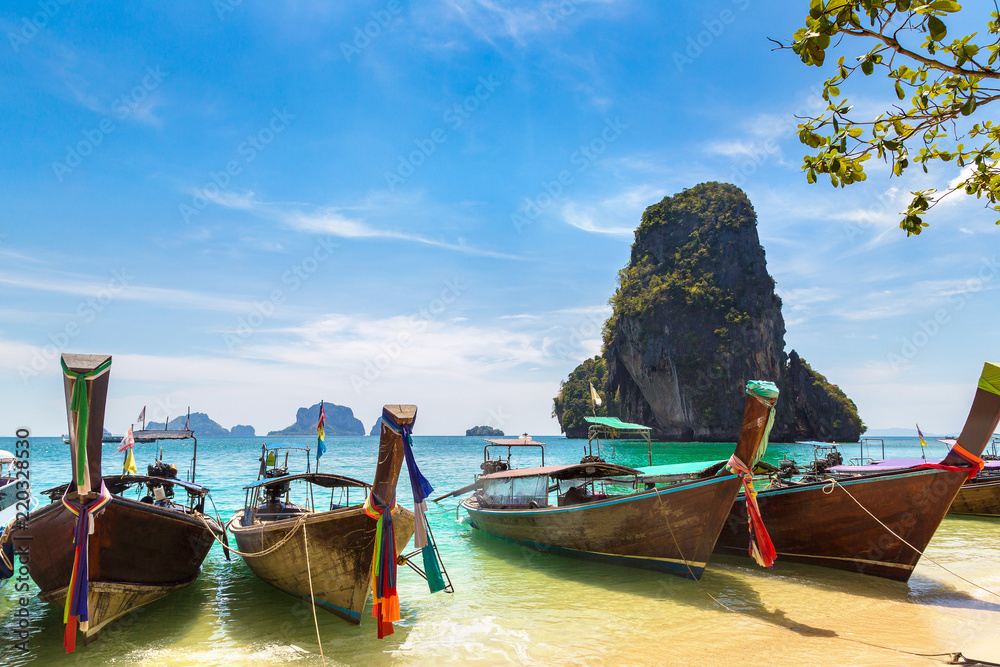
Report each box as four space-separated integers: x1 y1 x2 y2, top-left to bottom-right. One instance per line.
584 417 652 432
479 462 640 481
133 429 195 441
831 458 1000 473
0 449 15 462
483 436 545 446
43 474 212 499
243 472 370 490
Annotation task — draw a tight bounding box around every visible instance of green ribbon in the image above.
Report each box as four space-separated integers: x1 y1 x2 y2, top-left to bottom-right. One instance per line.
746 380 779 468
61 357 112 489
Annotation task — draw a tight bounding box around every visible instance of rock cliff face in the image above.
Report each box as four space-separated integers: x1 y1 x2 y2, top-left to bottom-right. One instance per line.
597 182 862 442
268 402 365 436
776 351 864 441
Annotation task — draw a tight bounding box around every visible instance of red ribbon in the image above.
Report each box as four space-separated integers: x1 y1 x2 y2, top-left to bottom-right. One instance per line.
728 455 777 568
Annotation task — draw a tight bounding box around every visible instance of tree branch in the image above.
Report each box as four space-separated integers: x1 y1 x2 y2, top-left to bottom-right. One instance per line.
840 25 1000 79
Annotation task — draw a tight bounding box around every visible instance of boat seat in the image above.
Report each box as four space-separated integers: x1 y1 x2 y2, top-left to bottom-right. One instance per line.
559 486 608 506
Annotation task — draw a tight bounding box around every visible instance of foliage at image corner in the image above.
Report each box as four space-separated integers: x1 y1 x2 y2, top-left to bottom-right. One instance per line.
787 0 1000 235
552 356 620 437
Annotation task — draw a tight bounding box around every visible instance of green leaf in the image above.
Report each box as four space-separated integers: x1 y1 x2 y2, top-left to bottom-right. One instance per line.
928 15 947 42
930 0 962 12
895 81 905 100
961 96 977 115
862 59 874 75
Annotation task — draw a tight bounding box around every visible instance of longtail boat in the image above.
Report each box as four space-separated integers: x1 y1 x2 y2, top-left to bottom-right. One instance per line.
715 362 1000 581
228 405 417 632
454 381 779 579
827 454 1000 519
7 354 225 650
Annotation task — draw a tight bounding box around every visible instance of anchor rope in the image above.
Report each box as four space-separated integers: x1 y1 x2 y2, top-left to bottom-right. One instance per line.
196 513 308 558
821 478 1000 600
302 521 327 667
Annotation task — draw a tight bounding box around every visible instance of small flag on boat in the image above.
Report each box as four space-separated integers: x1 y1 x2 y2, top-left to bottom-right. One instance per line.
589 382 603 408
184 411 190 431
117 425 135 453
137 406 145 423
316 401 326 463
917 424 929 447
123 448 137 476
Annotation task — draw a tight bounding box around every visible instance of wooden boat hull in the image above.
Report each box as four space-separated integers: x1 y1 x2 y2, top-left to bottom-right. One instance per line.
949 476 1000 517
10 495 221 642
230 505 415 623
464 474 743 579
715 467 967 581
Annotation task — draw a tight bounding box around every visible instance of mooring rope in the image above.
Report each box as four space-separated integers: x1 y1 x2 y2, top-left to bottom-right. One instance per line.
302 521 327 667
194 513 307 559
821 478 1000 600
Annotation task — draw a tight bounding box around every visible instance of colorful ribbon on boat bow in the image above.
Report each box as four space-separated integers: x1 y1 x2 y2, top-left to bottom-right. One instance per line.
61 356 112 496
60 481 113 653
381 409 447 593
917 442 985 481
728 454 777 568
363 490 399 638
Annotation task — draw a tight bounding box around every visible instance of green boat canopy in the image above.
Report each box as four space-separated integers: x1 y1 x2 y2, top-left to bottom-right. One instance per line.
583 417 652 432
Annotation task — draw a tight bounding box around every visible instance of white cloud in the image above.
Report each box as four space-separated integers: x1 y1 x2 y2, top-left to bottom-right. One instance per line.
206 189 522 259
0 269 253 313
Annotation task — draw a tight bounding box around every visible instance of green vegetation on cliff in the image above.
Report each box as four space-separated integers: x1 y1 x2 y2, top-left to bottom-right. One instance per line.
553 356 620 438
603 182 779 426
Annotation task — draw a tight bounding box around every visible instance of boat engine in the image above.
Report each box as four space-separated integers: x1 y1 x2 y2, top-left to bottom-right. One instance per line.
812 450 844 474
481 459 509 475
579 454 606 464
146 461 177 500
777 459 799 479
263 466 290 502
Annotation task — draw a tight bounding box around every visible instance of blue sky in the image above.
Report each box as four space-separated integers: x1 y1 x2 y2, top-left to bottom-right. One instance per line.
1 1 997 437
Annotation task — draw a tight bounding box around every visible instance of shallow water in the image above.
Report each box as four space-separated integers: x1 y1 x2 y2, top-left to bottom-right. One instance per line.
1 435 998 666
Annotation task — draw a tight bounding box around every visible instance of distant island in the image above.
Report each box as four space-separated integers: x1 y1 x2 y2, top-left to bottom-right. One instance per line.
466 425 504 436
369 420 380 436
146 412 234 436
268 402 365 436
230 424 256 437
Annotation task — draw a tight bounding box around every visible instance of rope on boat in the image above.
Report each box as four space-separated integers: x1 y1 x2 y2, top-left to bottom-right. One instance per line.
193 513 307 559
301 521 327 667
821 478 1000 600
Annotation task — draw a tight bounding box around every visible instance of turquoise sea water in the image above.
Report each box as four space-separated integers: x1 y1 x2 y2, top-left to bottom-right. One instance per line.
1 434 999 666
